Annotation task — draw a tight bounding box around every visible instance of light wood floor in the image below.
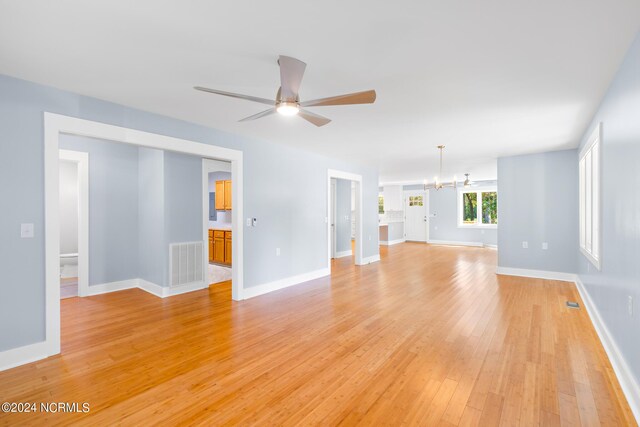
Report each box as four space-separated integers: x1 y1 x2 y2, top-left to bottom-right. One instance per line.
0 243 635 426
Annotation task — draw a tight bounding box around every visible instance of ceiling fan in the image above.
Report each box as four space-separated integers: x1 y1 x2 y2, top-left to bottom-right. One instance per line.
194 55 377 127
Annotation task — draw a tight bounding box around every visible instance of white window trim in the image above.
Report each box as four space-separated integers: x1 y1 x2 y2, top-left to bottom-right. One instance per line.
457 186 498 229
579 123 602 270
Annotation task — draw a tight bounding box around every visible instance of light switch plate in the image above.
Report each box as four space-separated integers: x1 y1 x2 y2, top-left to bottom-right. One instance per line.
21 223 34 238
542 242 548 250
522 241 528 249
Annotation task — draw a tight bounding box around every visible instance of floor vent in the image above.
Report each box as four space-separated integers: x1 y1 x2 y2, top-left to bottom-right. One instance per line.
170 241 204 288
566 301 580 309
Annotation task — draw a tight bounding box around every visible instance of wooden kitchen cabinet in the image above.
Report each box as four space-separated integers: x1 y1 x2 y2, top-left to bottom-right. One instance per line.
214 180 232 211
224 231 232 264
213 230 225 264
224 180 232 210
208 229 214 262
210 229 232 266
215 181 225 210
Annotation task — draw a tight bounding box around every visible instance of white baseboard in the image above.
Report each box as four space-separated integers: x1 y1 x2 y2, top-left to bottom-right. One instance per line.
0 341 52 372
243 268 330 300
495 266 639 422
427 239 483 247
334 250 353 258
87 278 206 299
574 276 640 422
165 281 207 297
86 279 137 296
380 239 405 246
495 267 577 282
137 279 166 297
358 254 381 265
484 244 498 249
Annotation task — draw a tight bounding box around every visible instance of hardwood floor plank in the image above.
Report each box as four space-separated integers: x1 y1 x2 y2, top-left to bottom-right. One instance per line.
0 243 635 426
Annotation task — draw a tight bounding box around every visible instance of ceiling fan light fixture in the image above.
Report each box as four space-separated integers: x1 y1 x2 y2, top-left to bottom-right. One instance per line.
276 101 299 116
464 173 471 188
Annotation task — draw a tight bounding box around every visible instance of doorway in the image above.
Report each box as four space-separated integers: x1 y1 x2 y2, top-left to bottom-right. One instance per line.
203 159 233 290
327 169 363 268
330 178 354 259
404 190 428 242
58 149 89 298
44 113 244 358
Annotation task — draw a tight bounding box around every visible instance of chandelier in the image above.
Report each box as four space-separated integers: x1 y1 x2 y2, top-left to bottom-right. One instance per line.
423 145 472 190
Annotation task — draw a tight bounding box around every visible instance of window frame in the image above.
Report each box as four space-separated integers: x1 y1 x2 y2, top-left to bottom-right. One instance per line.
579 123 602 270
457 186 498 229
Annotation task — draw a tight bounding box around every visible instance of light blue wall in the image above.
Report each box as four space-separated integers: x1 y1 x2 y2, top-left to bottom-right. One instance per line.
403 183 498 245
59 134 140 286
335 179 352 253
428 186 498 246
163 151 202 246
497 150 578 273
0 73 379 352
138 147 165 287
576 31 640 384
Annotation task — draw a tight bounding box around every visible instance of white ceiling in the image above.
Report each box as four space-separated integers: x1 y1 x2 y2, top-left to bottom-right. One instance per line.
1 1 638 183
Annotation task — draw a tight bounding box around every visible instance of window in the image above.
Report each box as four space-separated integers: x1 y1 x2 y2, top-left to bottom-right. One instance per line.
378 195 384 214
580 124 601 269
458 188 497 228
408 195 423 206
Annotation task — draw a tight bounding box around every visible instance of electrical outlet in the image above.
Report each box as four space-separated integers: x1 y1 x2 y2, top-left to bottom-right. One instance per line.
629 296 634 316
276 248 281 256
246 218 251 227
542 242 548 250
522 241 528 249
21 223 34 238
368 235 372 241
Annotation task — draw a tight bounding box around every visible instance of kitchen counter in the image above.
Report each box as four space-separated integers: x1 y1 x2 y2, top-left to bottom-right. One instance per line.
379 221 405 245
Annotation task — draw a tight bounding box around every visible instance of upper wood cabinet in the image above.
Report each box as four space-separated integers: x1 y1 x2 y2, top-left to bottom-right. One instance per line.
215 181 225 210
224 180 232 210
215 180 232 210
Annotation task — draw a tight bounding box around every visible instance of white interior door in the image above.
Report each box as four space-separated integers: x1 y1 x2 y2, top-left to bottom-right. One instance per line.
404 190 427 242
330 178 337 258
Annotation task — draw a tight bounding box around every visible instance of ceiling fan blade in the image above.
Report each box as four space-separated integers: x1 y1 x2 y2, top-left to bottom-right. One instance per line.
299 90 377 107
239 108 276 122
298 109 331 127
194 86 274 106
278 55 306 101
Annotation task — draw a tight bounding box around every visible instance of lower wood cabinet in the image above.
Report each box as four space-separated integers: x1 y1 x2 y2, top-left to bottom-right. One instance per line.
209 229 232 266
208 229 214 262
224 231 232 264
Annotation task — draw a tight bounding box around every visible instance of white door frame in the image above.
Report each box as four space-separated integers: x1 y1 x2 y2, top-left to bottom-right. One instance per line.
327 169 363 267
404 189 429 242
330 178 337 258
58 150 89 297
44 112 244 358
